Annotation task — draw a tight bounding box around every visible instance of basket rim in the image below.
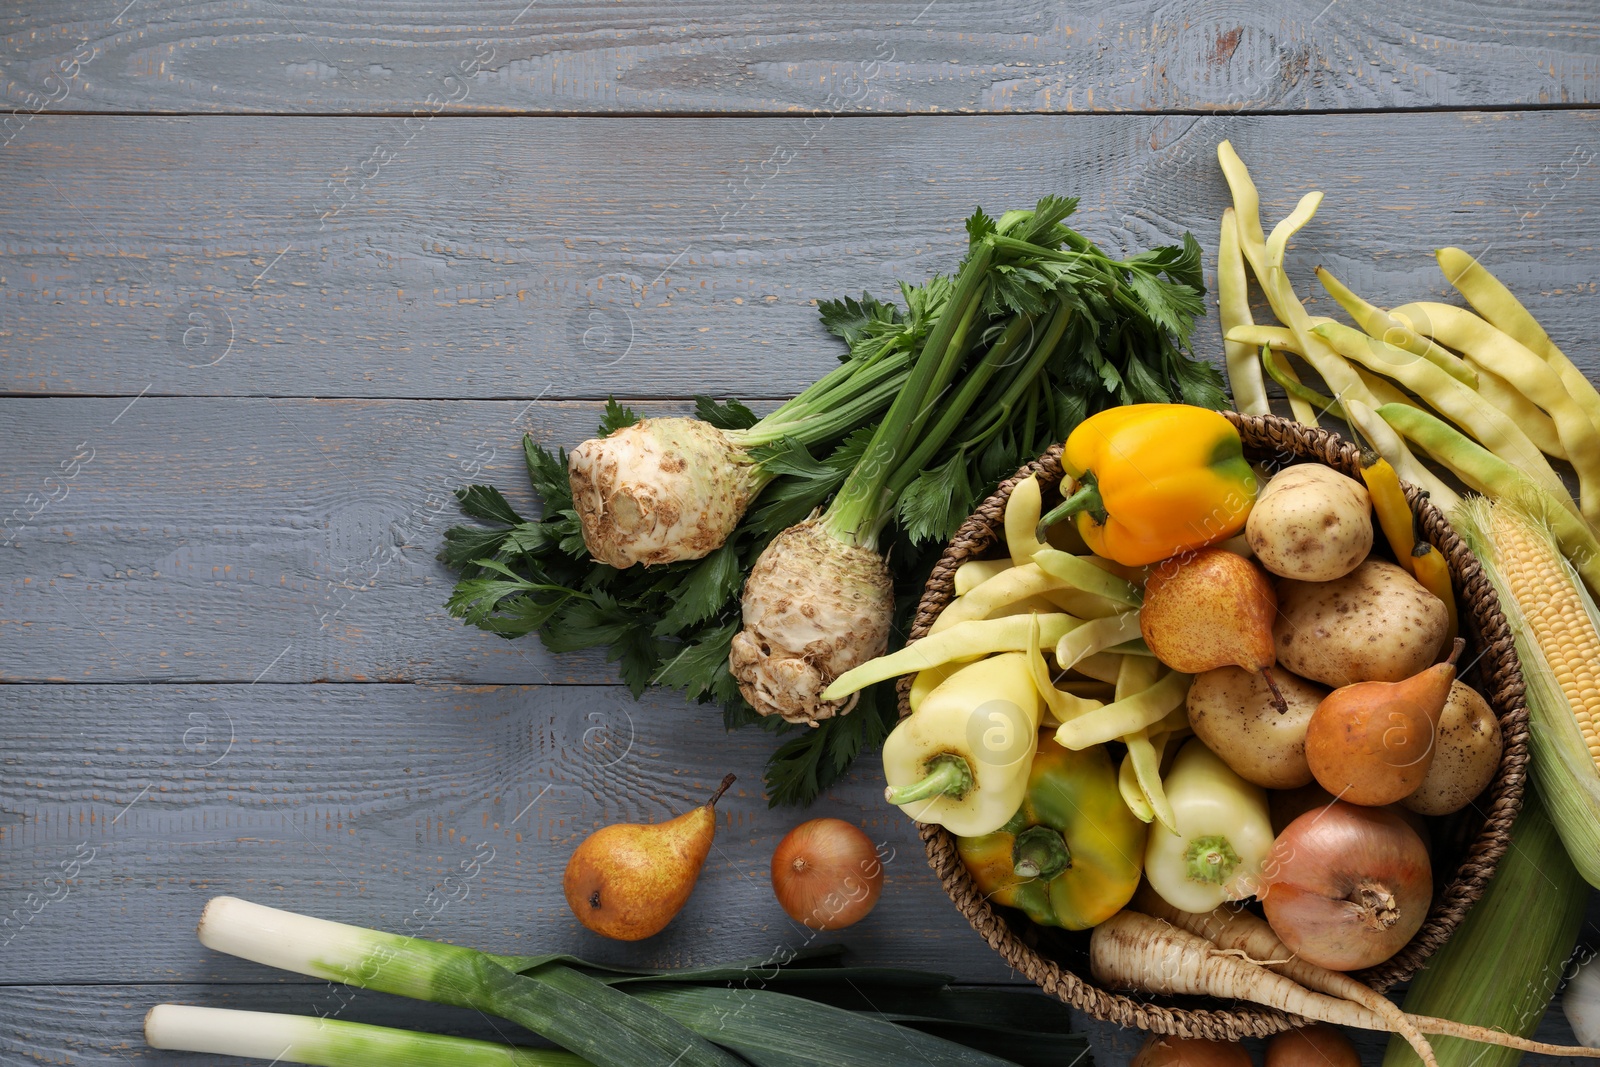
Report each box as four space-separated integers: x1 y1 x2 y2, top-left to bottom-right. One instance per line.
899 411 1531 1039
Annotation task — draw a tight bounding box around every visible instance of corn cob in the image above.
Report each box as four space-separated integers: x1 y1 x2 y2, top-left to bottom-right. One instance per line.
1459 496 1600 889
1487 504 1600 771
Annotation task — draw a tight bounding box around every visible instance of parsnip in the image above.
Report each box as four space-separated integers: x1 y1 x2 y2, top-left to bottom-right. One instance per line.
1091 910 1600 1061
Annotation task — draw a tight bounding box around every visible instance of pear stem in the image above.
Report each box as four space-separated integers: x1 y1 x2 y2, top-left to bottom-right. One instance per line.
1444 637 1464 668
705 774 736 808
1259 665 1289 715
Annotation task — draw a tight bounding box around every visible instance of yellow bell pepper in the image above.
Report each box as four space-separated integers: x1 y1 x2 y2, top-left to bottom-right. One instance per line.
1144 738 1274 912
881 652 1044 836
1039 404 1259 567
955 736 1146 930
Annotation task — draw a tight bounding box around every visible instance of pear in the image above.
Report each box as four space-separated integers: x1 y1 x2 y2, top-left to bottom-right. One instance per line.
1305 639 1465 806
563 774 734 941
1139 547 1287 712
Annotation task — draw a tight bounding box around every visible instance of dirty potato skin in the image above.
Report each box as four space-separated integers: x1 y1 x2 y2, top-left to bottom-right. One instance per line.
730 520 894 725
1187 665 1328 788
1246 464 1373 582
1273 558 1448 688
569 416 758 568
1402 681 1504 816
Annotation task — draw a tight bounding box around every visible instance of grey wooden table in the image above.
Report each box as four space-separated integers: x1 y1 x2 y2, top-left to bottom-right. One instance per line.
2 3 1599 1064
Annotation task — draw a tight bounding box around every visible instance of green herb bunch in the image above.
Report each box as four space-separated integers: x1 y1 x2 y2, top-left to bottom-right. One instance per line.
441 199 1223 806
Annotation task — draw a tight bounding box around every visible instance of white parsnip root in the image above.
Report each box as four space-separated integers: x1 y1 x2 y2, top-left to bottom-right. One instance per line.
1091 911 1600 1061
1131 891 1600 1061
1132 890 1435 1066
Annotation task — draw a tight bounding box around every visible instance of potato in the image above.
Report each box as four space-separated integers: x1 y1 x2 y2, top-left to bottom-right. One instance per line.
1274 559 1448 688
1246 464 1373 582
1187 665 1327 788
1402 681 1503 816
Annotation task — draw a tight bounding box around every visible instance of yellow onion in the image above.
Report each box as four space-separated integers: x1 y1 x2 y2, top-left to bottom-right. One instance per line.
568 417 760 568
770 818 884 930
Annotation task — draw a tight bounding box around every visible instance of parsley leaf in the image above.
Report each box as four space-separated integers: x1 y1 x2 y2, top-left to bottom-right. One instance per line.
522 437 572 512
598 399 639 436
655 543 744 634
817 292 903 347
653 620 741 703
455 485 525 527
694 396 760 431
439 525 512 571
895 451 973 547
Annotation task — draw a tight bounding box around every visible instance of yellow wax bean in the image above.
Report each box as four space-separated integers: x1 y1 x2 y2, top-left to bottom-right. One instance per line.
1468 358 1567 460
1378 403 1600 594
953 558 1010 596
1314 321 1574 510
1315 265 1477 388
1116 655 1177 831
1005 475 1047 566
823 613 1084 699
1055 670 1192 750
1343 397 1462 513
1391 301 1600 523
1436 247 1600 435
1023 617 1105 725
1071 651 1126 685
1055 611 1145 673
1219 208 1271 417
931 563 1064 633
1032 548 1143 607
1118 747 1156 823
1216 143 1380 422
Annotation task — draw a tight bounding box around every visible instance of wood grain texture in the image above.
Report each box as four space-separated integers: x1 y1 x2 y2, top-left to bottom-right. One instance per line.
0 398 701 684
0 1 1595 115
6 976 1600 1066
0 681 1021 985
2 111 1597 401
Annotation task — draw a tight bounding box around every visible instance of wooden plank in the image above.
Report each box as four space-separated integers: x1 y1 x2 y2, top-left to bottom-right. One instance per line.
0 398 695 684
0 681 1020 985
1 2 1595 116
6 975 1599 1066
1 111 1598 401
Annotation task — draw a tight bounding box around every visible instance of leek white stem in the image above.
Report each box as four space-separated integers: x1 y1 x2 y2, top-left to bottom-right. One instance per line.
196 897 743 1067
199 896 466 1002
145 1005 587 1066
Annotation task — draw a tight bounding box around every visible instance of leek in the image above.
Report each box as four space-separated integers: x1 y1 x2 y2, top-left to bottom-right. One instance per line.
198 896 743 1067
146 1005 587 1067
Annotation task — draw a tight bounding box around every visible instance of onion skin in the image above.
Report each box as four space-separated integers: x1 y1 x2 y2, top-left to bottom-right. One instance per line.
770 818 884 930
569 417 758 568
730 519 894 724
1132 1034 1253 1067
1261 802 1432 971
1266 1026 1361 1067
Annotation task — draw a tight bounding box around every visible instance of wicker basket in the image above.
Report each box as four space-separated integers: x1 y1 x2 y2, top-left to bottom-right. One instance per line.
899 412 1530 1039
